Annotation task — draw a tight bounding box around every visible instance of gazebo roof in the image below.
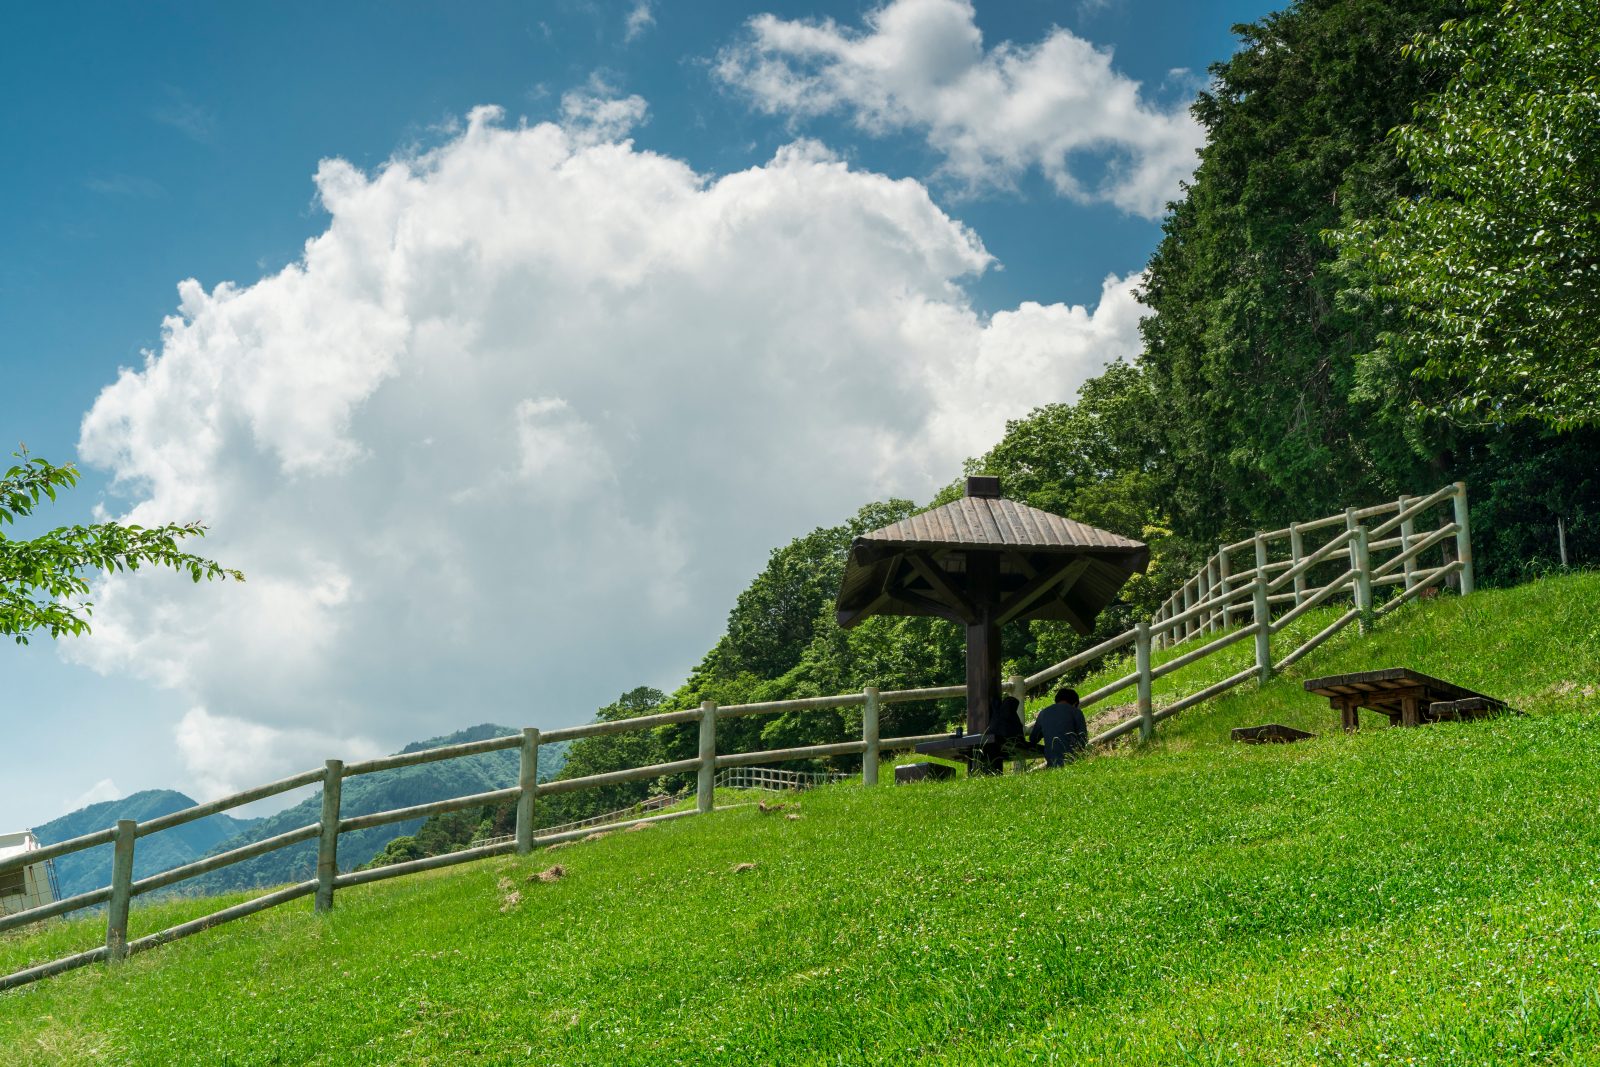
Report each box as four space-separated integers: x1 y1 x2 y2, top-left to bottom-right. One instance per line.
836 477 1149 634
856 492 1147 554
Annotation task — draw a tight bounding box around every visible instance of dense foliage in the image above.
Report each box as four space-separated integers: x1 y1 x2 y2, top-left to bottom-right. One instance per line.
1038 0 1596 578
1336 0 1600 428
1139 0 1463 536
0 453 241 643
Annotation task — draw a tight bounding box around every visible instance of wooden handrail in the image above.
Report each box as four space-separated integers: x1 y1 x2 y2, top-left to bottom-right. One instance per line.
1372 524 1458 578
338 787 521 834
1024 628 1136 689
130 824 320 898
0 826 116 879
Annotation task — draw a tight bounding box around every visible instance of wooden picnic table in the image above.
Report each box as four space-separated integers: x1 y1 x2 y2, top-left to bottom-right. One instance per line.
1303 668 1510 732
913 732 1050 774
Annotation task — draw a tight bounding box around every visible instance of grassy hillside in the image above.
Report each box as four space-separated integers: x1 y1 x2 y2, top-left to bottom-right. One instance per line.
1 574 1596 1065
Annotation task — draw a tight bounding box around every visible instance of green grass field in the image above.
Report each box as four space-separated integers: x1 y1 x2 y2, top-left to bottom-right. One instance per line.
2 573 1597 1065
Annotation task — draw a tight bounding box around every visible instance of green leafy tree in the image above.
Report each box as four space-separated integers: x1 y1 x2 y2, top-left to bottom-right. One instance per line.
1336 0 1600 428
543 687 672 823
714 499 921 680
1 452 242 643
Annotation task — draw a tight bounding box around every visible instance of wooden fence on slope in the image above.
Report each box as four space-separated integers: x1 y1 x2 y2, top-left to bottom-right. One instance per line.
484 766 846 845
0 483 1474 993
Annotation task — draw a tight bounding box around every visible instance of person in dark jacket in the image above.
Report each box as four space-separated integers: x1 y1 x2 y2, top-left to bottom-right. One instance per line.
973 694 1026 774
988 695 1024 742
1029 688 1088 767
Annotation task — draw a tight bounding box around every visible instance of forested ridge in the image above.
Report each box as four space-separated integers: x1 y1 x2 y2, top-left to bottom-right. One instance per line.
404 0 1598 842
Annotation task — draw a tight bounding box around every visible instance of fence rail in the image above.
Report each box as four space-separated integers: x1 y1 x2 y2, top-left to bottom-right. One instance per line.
0 483 1474 993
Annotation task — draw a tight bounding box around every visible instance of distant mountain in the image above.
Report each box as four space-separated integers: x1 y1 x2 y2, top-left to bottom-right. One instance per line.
31 790 261 899
28 726 568 904
190 724 568 894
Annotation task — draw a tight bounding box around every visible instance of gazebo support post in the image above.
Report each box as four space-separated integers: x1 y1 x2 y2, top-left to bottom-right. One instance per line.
961 550 1006 774
963 553 1002 736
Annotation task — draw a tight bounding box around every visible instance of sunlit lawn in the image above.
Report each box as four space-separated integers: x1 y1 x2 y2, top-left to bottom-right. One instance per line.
2 573 1596 1065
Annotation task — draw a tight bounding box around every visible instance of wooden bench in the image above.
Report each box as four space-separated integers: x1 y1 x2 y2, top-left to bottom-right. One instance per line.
1231 723 1316 744
1303 668 1512 731
1428 696 1518 721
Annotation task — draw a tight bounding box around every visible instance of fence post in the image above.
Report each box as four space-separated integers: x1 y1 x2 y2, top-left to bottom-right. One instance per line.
1217 547 1232 628
1181 578 1195 643
315 759 343 914
1351 519 1373 634
105 819 136 963
697 701 717 815
1345 507 1360 602
862 687 880 786
1253 532 1269 616
1453 481 1475 595
1135 622 1154 742
1398 495 1416 592
516 728 541 854
1200 557 1216 633
1289 522 1306 606
1253 572 1272 683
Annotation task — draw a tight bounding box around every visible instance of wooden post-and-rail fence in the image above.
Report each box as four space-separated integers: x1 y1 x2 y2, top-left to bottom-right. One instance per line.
0 483 1475 993
1151 481 1473 650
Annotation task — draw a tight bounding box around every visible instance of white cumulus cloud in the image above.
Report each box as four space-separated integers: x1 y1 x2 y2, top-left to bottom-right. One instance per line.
67 104 1143 797
716 0 1202 218
174 708 384 800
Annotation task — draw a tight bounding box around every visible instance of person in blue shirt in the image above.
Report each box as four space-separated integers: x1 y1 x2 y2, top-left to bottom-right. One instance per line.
1029 688 1088 767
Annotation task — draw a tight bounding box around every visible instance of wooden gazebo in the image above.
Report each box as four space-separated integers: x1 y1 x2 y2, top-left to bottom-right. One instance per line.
836 476 1149 741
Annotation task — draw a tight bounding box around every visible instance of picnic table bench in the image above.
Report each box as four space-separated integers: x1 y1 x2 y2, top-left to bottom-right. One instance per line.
1303 668 1513 732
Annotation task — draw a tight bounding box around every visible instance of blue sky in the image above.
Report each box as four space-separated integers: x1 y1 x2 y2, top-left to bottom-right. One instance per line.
2 0 1275 828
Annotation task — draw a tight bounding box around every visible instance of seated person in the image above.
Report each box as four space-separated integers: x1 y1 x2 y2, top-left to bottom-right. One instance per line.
988 694 1025 742
1029 688 1088 767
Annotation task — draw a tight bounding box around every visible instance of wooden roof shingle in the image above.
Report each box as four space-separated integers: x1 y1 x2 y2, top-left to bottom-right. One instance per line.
859 494 1147 554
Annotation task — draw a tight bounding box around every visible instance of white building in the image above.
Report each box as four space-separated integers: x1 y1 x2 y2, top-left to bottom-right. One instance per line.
0 830 59 916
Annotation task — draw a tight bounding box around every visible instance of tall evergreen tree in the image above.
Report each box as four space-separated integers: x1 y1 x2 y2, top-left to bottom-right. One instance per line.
1138 0 1464 540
